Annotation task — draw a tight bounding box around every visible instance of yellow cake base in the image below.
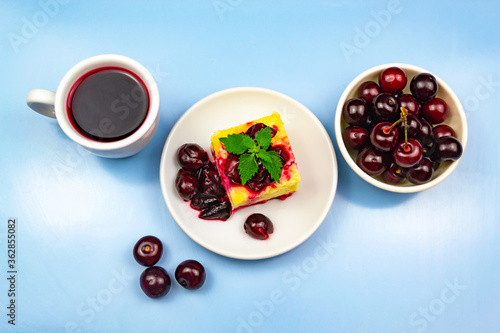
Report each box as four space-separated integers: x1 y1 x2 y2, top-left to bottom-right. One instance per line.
210 111 300 209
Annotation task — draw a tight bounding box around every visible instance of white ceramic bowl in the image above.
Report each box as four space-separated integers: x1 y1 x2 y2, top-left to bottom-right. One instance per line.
334 63 468 193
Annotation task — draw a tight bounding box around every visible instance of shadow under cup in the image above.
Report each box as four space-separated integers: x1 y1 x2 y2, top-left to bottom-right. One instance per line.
66 66 151 143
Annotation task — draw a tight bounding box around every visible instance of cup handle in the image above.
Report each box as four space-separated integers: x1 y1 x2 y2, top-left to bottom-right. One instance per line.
27 89 57 119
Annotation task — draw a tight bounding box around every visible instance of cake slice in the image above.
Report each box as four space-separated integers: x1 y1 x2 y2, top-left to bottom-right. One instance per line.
210 111 300 209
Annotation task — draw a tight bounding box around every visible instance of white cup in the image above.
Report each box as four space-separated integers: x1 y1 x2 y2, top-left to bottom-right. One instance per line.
26 54 160 158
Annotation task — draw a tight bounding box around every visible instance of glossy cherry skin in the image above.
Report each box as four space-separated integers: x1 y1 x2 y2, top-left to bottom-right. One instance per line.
381 162 406 185
342 98 369 126
370 122 399 152
190 192 219 211
175 170 198 200
199 162 225 197
246 161 273 193
244 213 274 240
246 123 277 139
356 146 388 176
397 94 420 117
373 93 399 121
270 145 290 164
410 73 438 102
432 124 456 139
421 138 437 159
392 138 423 168
224 153 242 185
417 118 433 141
407 158 434 185
397 115 421 139
343 126 369 150
177 144 208 171
358 81 381 103
422 98 449 124
175 260 206 290
133 236 163 267
434 137 463 163
379 67 407 93
199 198 231 221
140 266 171 298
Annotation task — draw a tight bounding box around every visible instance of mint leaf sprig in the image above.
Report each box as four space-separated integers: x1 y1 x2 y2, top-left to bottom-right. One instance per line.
219 127 283 185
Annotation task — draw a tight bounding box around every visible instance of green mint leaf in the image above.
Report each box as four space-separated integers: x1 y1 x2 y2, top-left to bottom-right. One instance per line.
257 150 283 183
238 153 258 185
254 127 272 150
220 134 256 155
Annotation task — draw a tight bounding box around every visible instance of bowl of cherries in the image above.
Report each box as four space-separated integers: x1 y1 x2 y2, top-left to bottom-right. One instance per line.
335 63 467 193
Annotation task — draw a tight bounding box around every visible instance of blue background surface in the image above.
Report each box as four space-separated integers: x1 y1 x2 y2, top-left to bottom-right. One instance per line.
1 1 499 332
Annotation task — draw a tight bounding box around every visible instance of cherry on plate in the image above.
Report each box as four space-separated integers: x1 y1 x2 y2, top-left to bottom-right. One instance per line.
175 170 198 200
177 144 208 171
244 213 274 240
245 123 277 139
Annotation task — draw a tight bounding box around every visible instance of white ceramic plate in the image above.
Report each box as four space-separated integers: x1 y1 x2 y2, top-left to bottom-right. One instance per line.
160 87 337 260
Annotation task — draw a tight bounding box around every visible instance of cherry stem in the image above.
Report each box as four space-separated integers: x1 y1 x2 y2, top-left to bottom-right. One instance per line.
400 107 409 149
382 118 403 134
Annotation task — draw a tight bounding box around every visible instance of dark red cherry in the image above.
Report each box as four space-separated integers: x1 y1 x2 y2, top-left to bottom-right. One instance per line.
246 161 274 193
175 170 198 200
199 198 231 220
421 138 437 159
373 93 399 121
407 158 434 185
199 162 225 197
270 145 290 164
358 81 381 103
379 67 407 93
417 118 433 141
410 73 438 102
224 153 241 185
342 98 369 126
392 139 423 168
381 162 406 185
244 213 274 240
397 94 420 117
370 122 399 152
177 144 208 171
397 115 421 139
434 137 463 163
175 260 206 290
246 123 277 139
190 192 219 211
343 126 369 150
422 98 449 124
140 266 171 298
356 146 388 176
133 236 163 267
432 124 456 139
